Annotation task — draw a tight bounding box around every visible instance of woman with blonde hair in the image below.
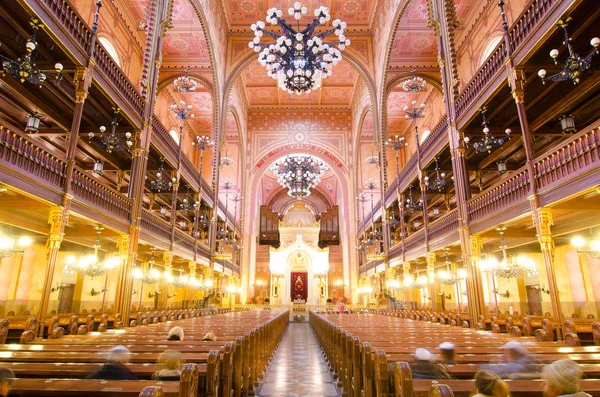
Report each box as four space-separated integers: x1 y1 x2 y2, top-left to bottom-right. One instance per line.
472 370 511 397
153 351 183 380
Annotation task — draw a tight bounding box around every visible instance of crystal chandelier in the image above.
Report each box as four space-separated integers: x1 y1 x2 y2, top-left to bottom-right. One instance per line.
88 107 133 153
1 19 63 87
249 2 350 94
538 17 599 85
437 248 467 285
485 226 537 279
404 185 423 212
173 67 199 92
402 69 427 93
133 250 162 284
178 187 198 212
424 158 448 192
356 193 373 251
192 135 213 151
167 268 190 288
464 107 511 153
270 155 328 199
571 230 600 259
0 234 32 258
65 226 121 278
386 134 408 151
150 158 174 193
410 271 428 289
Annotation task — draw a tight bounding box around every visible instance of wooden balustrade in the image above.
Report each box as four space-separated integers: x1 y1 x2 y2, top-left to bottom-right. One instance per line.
427 209 459 242
420 115 449 157
70 167 132 222
509 0 560 52
40 0 93 54
174 229 196 253
0 126 67 190
467 167 530 223
455 40 507 119
534 123 600 191
403 229 426 253
151 116 179 165
141 209 172 241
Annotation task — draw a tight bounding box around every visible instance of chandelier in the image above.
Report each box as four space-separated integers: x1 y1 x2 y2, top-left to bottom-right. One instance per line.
437 248 467 285
133 250 162 284
538 17 599 85
166 268 190 288
249 3 350 94
173 67 199 92
270 155 328 199
464 107 511 153
386 134 408 152
482 226 537 279
150 158 174 193
407 271 428 289
0 234 32 258
178 187 198 212
65 226 121 278
356 193 374 251
571 231 600 259
425 158 448 192
193 135 213 151
402 69 427 93
1 19 63 87
88 107 133 153
404 185 423 212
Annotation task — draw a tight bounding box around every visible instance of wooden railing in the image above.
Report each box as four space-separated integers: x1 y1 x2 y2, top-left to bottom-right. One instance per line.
466 167 530 223
141 209 172 242
174 229 196 253
151 116 179 165
403 229 426 253
70 167 132 221
0 126 67 190
427 209 459 242
39 0 145 119
40 0 93 54
420 115 449 157
455 0 561 120
534 122 600 191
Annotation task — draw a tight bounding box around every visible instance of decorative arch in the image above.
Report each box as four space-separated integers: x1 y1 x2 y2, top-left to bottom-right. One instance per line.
352 106 374 221
479 34 504 68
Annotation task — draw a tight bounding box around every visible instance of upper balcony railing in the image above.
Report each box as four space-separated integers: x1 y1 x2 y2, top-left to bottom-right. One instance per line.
141 208 172 243
71 166 132 222
38 0 145 120
455 0 561 121
428 208 459 243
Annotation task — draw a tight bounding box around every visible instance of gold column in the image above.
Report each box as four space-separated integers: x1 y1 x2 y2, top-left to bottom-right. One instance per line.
426 252 437 311
120 226 139 322
112 234 130 316
462 233 484 324
403 261 411 308
161 251 173 309
187 260 196 309
38 206 68 336
533 206 563 339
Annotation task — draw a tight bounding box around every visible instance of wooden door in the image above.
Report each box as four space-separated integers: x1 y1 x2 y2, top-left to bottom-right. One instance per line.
57 284 75 313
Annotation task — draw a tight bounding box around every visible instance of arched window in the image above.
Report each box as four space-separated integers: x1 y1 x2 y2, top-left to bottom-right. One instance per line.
479 35 503 68
169 129 180 143
98 37 121 67
420 128 431 144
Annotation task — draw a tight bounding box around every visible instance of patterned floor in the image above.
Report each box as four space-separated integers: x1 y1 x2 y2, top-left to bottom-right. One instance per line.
256 322 341 397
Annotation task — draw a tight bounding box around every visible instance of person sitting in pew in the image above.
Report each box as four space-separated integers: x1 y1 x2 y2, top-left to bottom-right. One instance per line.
439 342 457 365
409 348 453 379
0 367 15 397
86 345 137 380
153 351 182 380
471 369 510 397
202 331 217 341
167 326 184 341
542 359 591 397
483 340 540 379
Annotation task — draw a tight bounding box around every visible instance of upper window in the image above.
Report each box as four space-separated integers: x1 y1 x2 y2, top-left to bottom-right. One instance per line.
99 37 121 67
169 129 180 143
479 35 503 68
420 129 431 144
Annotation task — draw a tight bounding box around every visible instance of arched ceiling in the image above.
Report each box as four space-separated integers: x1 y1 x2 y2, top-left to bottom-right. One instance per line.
241 58 359 108
221 0 380 33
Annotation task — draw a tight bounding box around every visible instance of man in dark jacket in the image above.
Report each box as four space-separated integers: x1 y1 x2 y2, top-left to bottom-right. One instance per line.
0 367 15 397
409 348 453 380
87 345 137 380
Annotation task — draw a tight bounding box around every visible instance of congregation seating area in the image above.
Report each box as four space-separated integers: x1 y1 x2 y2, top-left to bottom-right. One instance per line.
0 309 288 396
310 310 600 397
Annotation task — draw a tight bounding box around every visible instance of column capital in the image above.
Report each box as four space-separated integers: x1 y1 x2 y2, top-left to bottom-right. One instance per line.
163 250 173 269
73 66 94 104
116 234 130 256
48 206 67 242
469 235 483 259
426 252 436 269
536 207 554 236
508 67 526 103
188 260 196 273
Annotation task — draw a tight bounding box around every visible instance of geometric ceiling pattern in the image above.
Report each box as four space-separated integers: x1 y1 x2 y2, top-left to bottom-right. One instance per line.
222 0 379 33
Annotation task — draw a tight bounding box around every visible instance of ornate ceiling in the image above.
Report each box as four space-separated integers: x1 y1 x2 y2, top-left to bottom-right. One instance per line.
221 0 379 33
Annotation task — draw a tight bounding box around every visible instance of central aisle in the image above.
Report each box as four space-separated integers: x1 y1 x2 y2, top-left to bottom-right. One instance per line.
257 322 341 397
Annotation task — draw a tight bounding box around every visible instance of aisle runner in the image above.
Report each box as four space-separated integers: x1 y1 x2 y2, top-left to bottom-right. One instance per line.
257 323 340 397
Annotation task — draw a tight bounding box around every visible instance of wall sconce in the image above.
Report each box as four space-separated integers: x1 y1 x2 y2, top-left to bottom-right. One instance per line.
132 290 138 295
148 290 161 298
438 292 451 300
496 160 507 175
93 159 104 175
25 113 41 133
160 206 167 216
432 206 440 217
534 285 550 294
167 292 178 299
493 289 510 298
559 114 576 134
51 283 66 293
90 287 107 296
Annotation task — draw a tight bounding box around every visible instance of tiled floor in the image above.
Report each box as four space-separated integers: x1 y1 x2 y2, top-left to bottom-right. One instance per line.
256 322 341 397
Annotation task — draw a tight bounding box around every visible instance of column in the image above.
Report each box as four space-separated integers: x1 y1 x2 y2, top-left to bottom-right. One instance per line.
403 261 411 308
187 260 196 309
169 178 180 249
467 235 485 319
38 206 68 336
112 234 130 317
533 207 563 339
426 252 437 310
161 251 173 309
